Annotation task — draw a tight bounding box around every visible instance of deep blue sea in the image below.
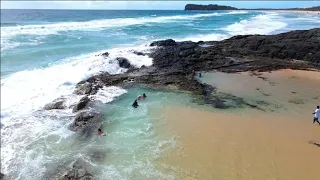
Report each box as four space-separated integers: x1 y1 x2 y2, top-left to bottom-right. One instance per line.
1 9 320 179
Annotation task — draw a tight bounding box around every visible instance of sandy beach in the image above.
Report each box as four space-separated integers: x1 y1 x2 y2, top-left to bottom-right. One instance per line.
264 10 320 15
157 69 320 180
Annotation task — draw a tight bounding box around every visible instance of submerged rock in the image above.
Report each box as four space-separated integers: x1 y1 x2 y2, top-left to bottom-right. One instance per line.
132 51 145 56
288 98 305 104
116 57 132 68
88 150 106 162
44 99 65 110
59 159 93 180
72 96 90 113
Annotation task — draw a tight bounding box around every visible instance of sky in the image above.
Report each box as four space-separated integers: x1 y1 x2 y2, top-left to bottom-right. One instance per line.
1 1 320 10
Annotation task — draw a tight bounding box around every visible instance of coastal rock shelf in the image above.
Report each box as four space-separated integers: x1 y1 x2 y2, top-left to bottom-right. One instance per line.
43 28 320 179
78 28 319 100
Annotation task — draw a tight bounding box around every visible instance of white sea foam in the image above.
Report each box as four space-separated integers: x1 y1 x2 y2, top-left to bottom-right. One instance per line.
222 13 287 35
0 12 221 39
178 33 230 42
175 12 287 42
0 44 153 177
225 10 249 14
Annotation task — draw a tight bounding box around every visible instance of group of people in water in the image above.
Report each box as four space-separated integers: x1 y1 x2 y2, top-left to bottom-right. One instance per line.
132 93 147 108
97 93 147 136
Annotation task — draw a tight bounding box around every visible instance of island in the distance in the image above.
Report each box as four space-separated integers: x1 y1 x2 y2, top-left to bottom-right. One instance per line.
185 4 320 11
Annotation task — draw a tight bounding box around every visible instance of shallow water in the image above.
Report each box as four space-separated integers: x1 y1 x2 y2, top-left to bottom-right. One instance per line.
1 9 320 179
158 70 320 180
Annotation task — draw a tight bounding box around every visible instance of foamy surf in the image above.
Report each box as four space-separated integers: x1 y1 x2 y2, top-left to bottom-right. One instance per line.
223 13 287 35
0 43 153 178
0 12 222 39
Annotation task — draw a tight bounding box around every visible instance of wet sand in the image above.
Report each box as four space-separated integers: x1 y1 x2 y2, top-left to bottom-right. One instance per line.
158 70 320 180
162 107 320 180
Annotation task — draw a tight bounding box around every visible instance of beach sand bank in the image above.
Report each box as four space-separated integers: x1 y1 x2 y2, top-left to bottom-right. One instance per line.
263 10 320 15
157 69 320 180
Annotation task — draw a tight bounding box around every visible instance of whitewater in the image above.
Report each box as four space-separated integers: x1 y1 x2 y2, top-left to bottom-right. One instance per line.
1 10 320 179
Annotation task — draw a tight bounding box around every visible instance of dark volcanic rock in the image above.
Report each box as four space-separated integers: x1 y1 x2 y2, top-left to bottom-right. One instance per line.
216 28 320 64
96 52 109 57
72 110 102 138
74 82 92 95
132 51 145 56
59 159 93 180
150 39 176 47
77 29 319 112
72 96 90 113
44 99 65 110
116 57 132 68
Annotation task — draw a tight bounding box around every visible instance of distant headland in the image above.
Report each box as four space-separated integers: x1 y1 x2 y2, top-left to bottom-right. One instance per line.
184 4 320 11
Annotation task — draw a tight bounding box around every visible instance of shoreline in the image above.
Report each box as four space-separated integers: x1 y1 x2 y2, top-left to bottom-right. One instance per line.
259 10 320 15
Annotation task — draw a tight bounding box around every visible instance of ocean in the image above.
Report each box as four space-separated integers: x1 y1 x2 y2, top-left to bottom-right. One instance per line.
1 9 320 179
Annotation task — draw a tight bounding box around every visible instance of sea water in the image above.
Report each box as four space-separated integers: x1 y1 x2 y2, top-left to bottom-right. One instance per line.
1 9 320 179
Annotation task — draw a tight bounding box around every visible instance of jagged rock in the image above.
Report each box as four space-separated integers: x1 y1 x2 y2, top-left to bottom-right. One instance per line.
71 110 102 137
72 96 90 113
96 52 109 57
74 82 92 95
44 99 65 110
116 57 132 68
59 159 93 180
150 39 176 47
133 51 145 56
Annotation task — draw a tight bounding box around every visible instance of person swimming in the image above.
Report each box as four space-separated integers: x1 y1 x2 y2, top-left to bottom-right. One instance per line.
137 95 142 100
98 128 106 136
142 93 147 99
132 99 139 108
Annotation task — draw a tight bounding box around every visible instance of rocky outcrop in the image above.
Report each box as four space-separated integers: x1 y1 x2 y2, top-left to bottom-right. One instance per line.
44 99 65 110
95 52 109 57
74 82 92 95
149 28 320 73
132 51 145 56
72 96 90 113
59 159 92 180
216 28 320 64
74 81 103 95
116 57 132 68
71 110 102 138
77 29 319 111
150 39 177 47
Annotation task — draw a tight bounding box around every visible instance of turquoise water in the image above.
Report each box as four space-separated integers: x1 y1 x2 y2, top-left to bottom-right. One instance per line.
1 9 320 179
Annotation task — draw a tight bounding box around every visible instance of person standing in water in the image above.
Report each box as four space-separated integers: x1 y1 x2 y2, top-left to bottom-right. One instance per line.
313 106 320 125
142 93 147 99
132 99 139 108
98 128 106 136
